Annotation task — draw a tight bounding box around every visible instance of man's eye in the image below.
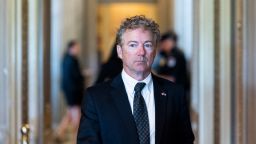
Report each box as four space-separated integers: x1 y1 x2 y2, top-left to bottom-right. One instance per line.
129 44 137 47
144 43 153 48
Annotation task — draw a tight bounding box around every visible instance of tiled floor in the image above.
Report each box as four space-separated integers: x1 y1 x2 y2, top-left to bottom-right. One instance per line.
48 127 75 144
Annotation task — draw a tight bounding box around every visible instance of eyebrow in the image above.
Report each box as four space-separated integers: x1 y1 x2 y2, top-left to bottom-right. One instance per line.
127 40 153 43
144 41 153 43
127 41 138 43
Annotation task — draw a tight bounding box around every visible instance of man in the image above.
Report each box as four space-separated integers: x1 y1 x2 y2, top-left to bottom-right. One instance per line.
56 40 84 143
77 15 194 144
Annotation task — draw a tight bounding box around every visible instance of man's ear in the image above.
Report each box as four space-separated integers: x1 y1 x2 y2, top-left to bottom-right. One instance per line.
117 45 122 59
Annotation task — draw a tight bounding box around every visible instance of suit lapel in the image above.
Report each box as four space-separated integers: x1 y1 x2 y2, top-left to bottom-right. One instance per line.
153 75 167 144
110 75 139 143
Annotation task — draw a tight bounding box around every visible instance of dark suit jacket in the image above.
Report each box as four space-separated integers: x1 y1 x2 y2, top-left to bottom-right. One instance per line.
77 74 194 144
61 53 84 106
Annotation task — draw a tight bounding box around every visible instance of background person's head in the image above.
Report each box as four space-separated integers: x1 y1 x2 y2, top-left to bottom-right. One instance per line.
67 40 80 56
160 31 178 53
116 15 160 80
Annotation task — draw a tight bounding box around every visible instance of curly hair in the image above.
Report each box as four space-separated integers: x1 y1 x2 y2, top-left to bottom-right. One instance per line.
116 15 160 46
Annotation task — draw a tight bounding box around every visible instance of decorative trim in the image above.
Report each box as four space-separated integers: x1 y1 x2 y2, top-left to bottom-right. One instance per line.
21 0 29 124
214 0 220 143
243 0 256 143
42 0 52 142
231 0 246 143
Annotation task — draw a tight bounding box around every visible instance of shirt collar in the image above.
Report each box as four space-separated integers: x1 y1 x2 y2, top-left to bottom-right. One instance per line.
121 69 152 94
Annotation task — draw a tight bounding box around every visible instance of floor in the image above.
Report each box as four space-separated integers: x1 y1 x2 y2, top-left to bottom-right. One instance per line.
47 126 74 144
46 107 199 144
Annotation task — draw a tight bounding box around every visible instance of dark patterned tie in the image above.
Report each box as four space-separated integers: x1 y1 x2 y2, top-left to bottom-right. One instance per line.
133 82 150 144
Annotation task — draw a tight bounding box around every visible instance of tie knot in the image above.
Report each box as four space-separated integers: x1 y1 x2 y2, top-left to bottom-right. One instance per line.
134 82 146 93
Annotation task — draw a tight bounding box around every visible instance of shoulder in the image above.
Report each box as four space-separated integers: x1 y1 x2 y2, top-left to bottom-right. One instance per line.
62 54 75 65
86 80 112 96
153 74 185 97
173 48 186 58
81 80 112 107
152 74 176 87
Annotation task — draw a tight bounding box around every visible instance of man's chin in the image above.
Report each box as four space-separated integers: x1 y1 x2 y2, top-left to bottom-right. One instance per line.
134 67 150 73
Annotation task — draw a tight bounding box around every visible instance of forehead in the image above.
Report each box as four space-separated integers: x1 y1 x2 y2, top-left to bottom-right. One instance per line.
121 28 153 42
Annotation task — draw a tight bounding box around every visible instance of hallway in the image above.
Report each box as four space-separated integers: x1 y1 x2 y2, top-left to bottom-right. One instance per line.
1 0 256 144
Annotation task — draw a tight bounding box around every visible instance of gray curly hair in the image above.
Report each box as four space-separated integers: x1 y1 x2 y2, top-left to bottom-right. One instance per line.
116 15 160 46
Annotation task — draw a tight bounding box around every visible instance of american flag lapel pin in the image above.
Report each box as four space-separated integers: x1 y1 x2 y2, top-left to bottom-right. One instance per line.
161 92 167 96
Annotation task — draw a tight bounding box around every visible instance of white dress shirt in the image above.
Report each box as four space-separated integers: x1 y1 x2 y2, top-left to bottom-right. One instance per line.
121 70 155 144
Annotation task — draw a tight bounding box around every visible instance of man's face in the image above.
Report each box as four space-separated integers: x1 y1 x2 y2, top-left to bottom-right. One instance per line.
117 28 156 76
70 43 80 56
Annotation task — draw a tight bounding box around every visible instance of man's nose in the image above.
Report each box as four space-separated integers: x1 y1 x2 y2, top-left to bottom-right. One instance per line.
137 45 145 55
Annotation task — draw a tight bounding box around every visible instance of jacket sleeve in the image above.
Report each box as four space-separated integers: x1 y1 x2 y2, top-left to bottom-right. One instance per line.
177 86 195 144
77 90 102 144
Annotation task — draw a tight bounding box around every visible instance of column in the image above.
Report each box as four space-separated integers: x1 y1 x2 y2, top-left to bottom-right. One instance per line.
0 0 23 143
244 0 256 143
28 0 40 142
198 0 215 143
82 0 98 85
173 0 193 59
219 0 231 144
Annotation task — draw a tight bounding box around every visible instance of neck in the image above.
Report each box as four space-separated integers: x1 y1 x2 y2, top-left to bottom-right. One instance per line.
68 51 77 57
123 68 150 81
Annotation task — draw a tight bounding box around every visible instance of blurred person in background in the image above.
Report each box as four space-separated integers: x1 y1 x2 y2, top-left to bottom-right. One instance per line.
153 31 190 92
95 40 123 84
55 40 85 143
